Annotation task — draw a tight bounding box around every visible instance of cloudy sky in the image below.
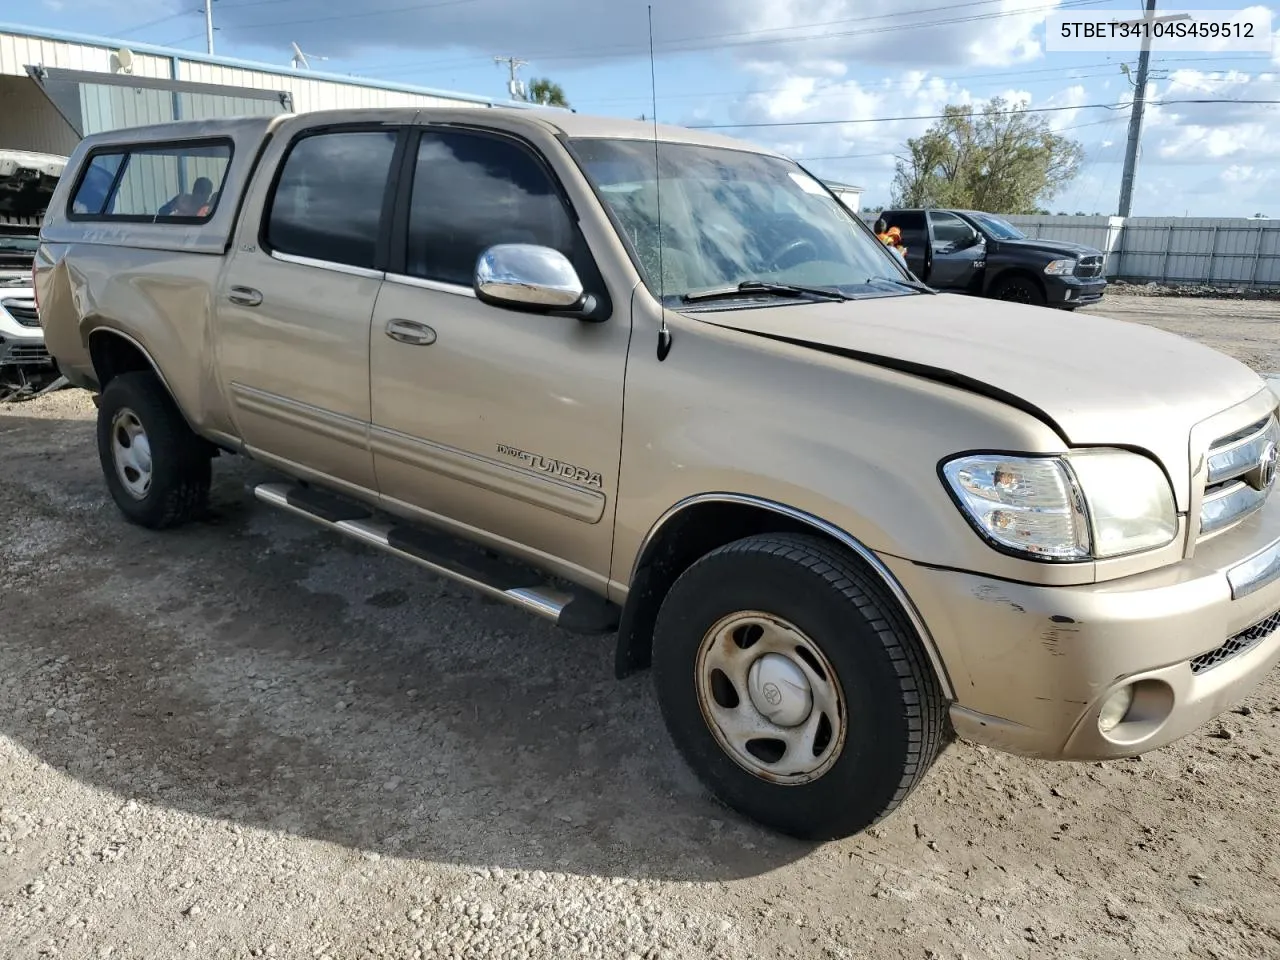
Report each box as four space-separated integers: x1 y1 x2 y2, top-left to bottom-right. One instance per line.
11 0 1280 215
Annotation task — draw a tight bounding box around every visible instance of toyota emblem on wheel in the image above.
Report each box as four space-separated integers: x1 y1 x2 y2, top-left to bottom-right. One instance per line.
762 682 783 707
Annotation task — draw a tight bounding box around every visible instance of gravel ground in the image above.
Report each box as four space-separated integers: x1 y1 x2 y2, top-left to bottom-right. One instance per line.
4 292 1280 960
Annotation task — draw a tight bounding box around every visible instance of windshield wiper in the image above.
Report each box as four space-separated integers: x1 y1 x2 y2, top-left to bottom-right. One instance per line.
681 280 853 303
867 276 936 295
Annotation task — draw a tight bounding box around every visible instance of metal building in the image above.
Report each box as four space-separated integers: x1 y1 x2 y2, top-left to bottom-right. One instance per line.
0 22 534 157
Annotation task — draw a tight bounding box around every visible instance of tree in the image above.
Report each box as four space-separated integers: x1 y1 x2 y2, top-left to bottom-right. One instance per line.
526 77 569 108
891 96 1083 214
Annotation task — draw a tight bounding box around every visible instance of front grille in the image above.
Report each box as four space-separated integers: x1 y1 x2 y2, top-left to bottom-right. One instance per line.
1 298 39 327
1199 416 1279 538
0 342 51 366
1190 610 1280 674
1074 256 1104 279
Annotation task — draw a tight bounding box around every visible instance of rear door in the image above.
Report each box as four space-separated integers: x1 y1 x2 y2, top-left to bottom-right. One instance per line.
214 120 406 494
925 211 986 290
880 210 928 279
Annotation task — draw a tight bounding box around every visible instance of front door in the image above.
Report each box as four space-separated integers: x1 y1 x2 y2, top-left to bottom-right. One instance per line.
215 124 402 493
925 211 986 291
368 126 629 584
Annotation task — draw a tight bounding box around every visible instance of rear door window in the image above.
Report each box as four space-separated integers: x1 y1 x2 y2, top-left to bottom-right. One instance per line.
264 129 399 270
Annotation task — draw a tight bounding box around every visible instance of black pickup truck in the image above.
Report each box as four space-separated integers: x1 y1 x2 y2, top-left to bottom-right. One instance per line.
877 208 1107 310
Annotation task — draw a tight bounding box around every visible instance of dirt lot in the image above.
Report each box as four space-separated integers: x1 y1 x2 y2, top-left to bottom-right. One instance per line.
3 291 1280 960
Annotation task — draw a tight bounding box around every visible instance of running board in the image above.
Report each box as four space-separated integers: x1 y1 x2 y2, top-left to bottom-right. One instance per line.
252 482 619 634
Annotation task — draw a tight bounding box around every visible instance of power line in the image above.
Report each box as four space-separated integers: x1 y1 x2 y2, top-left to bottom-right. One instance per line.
690 98 1279 130
692 102 1128 129
791 114 1134 164
229 0 480 31
574 59 1280 110
219 0 339 8
614 0 1111 53
123 0 482 39
118 10 190 36
576 65 1120 107
367 0 1113 76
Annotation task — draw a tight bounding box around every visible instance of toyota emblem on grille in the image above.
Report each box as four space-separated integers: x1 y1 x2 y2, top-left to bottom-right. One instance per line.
1254 440 1278 490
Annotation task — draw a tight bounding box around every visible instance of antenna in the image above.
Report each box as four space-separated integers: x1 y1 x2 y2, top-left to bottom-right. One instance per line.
649 5 672 361
291 42 327 70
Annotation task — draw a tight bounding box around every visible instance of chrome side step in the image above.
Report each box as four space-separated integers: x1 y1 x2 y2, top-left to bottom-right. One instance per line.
252 482 619 633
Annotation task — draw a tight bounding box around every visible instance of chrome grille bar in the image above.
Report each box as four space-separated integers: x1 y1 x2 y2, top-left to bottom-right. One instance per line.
1201 481 1269 535
1206 417 1276 486
1199 414 1278 540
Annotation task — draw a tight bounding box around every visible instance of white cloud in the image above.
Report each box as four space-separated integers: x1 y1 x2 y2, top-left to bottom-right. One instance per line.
1143 70 1280 165
1222 164 1258 184
198 0 1062 73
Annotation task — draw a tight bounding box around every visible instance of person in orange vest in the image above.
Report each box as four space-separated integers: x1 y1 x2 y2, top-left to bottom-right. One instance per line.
874 217 908 263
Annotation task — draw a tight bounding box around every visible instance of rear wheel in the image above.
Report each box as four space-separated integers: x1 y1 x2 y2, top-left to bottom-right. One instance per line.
991 273 1046 307
96 371 211 529
652 533 946 840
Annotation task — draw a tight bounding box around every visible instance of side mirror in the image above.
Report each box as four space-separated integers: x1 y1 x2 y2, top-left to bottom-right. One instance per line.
474 243 586 312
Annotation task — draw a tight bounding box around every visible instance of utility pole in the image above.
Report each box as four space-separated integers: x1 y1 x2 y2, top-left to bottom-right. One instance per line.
1116 0 1189 216
204 0 215 56
493 56 528 101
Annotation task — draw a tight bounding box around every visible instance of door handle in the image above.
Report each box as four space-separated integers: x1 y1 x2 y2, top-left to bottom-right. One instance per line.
385 319 437 346
228 286 263 307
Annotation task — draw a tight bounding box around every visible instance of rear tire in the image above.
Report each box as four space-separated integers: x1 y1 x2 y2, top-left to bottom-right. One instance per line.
96 371 211 530
991 273 1046 307
652 533 946 840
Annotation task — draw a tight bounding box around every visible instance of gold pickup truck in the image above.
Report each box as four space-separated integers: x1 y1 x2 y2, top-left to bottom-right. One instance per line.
34 107 1280 840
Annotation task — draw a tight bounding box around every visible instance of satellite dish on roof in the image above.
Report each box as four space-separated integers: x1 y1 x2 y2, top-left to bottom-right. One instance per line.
115 47 135 74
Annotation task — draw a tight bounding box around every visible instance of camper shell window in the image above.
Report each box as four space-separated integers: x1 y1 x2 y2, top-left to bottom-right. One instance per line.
68 139 234 224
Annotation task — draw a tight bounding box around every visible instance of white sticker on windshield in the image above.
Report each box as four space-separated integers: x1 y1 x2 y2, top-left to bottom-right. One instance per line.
788 171 829 196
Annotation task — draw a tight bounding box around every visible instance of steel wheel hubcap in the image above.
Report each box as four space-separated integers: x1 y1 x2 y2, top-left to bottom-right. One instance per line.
695 612 846 784
110 408 153 500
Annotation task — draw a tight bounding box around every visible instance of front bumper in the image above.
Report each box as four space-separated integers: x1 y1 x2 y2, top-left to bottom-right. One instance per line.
883 492 1280 761
0 290 49 368
1045 274 1107 307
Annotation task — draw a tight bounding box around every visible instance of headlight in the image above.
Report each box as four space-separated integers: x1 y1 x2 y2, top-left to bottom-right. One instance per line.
942 451 1177 561
1044 259 1076 275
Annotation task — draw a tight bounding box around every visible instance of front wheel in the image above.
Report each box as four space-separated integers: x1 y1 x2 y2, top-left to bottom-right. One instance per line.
96 371 211 529
652 533 947 840
990 273 1046 307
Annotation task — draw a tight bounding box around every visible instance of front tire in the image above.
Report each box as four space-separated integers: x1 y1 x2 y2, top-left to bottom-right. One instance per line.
652 533 946 840
96 371 211 529
991 273 1046 307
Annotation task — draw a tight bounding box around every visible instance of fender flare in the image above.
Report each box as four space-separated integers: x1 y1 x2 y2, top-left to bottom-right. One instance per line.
622 492 956 700
87 326 206 435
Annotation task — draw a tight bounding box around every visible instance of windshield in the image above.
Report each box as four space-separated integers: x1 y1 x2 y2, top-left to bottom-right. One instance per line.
567 138 913 304
970 213 1026 240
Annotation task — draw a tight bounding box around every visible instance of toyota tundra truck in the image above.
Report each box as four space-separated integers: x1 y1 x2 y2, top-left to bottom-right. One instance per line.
34 108 1280 840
